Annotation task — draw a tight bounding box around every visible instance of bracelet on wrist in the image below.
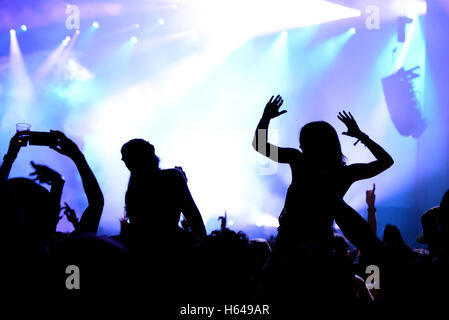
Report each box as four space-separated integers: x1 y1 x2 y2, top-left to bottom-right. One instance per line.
354 133 369 146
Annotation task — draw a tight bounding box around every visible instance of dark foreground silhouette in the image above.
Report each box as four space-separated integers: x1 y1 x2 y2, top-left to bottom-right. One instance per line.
0 106 447 315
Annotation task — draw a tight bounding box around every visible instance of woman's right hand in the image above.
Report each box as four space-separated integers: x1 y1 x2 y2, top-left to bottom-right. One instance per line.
262 95 286 120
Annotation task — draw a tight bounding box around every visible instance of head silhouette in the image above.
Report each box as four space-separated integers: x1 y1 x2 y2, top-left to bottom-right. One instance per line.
121 139 160 172
299 121 345 169
417 206 441 251
383 224 407 248
439 189 449 243
7 177 58 240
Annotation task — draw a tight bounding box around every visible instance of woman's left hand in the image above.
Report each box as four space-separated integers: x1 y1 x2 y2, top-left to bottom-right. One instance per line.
338 111 364 139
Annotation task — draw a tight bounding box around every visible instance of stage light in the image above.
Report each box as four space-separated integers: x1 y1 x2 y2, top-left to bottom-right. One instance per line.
20 25 27 32
7 23 34 125
92 21 100 29
65 36 71 42
62 39 69 46
391 0 427 19
158 18 165 25
135 23 140 29
172 4 178 10
130 36 138 44
255 214 279 228
349 27 356 35
186 0 362 39
405 0 427 16
76 30 81 34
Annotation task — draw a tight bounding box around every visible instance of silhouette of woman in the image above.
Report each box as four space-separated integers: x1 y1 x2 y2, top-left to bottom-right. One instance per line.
121 139 207 245
253 95 394 252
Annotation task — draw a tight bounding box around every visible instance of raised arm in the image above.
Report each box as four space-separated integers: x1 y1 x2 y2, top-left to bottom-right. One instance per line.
61 202 80 231
366 184 377 235
0 132 26 182
252 95 299 164
50 130 104 233
338 111 394 181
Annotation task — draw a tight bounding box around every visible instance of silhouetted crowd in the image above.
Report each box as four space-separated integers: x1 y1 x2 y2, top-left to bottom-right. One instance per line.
1 96 448 317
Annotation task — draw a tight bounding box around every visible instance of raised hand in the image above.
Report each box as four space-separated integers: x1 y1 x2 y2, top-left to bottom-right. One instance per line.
61 202 79 227
262 95 286 120
49 130 81 159
218 211 227 230
29 161 63 185
5 131 29 161
338 111 364 139
366 184 376 210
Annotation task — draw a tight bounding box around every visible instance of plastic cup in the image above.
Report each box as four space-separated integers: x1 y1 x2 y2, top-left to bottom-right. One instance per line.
16 123 31 146
16 123 31 132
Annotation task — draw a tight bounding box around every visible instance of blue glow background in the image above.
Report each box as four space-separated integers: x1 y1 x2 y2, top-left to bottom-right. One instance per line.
0 0 447 248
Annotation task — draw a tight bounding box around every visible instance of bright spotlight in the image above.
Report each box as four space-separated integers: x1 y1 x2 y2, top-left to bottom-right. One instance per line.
76 30 81 34
92 21 100 29
135 23 140 29
130 36 138 44
62 39 69 46
392 0 427 18
20 25 27 32
10 29 16 35
280 30 288 39
172 4 178 10
349 27 356 35
158 18 165 25
405 0 427 16
189 1 364 39
65 36 71 42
